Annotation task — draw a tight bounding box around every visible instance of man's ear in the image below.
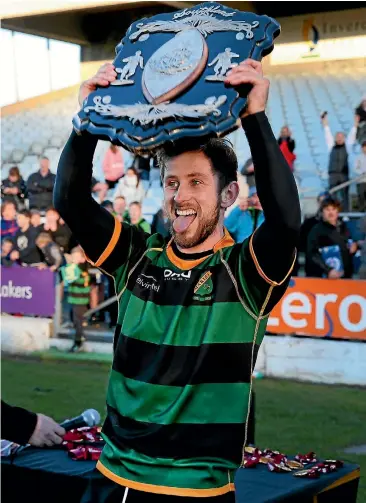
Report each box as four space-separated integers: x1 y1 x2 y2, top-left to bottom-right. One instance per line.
221 181 239 209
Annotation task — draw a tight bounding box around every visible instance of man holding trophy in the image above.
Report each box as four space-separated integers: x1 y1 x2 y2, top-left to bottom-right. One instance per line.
55 4 300 501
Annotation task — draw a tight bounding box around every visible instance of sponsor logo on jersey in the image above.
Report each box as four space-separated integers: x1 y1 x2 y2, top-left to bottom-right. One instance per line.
164 269 192 280
136 273 160 292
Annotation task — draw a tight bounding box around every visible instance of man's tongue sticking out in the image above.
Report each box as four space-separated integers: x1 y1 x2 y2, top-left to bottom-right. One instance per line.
173 214 196 234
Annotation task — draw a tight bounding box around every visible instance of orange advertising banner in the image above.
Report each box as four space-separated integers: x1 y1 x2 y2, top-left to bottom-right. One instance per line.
268 277 366 340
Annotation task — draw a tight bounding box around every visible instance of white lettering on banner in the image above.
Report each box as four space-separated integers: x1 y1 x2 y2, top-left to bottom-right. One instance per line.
339 295 366 333
281 292 311 329
0 281 32 299
315 294 338 330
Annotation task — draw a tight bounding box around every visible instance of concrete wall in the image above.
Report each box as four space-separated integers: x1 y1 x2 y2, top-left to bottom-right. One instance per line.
255 335 366 386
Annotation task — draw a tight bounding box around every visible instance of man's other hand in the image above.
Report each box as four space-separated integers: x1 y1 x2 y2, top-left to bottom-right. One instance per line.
224 59 269 118
78 63 117 107
28 414 66 447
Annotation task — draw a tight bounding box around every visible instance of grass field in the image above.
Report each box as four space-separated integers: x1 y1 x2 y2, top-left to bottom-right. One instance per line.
2 357 365 501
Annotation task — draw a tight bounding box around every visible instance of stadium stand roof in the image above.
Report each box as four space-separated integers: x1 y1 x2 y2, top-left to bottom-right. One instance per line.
1 1 362 44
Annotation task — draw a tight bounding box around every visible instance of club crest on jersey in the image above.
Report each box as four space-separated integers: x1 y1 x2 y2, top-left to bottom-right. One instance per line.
193 271 213 301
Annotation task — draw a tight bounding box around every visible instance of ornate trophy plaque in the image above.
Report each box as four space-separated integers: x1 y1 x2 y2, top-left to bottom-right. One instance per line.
73 2 280 153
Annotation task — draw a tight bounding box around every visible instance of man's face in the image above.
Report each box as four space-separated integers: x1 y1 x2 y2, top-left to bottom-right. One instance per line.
129 203 141 224
322 205 339 224
71 251 85 265
17 214 30 229
40 158 50 172
113 198 126 215
238 197 248 211
46 210 59 225
9 175 18 183
2 203 16 220
335 133 345 146
164 151 221 249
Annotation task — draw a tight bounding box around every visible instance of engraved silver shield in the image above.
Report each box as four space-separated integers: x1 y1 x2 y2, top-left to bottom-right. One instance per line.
142 29 208 105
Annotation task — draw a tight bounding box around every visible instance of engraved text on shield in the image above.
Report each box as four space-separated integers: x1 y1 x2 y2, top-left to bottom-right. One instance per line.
142 29 208 105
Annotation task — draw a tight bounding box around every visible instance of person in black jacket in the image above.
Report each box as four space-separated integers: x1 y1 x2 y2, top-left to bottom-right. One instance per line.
10 210 42 265
1 166 27 210
1 400 65 447
151 205 170 237
27 157 56 210
306 198 357 279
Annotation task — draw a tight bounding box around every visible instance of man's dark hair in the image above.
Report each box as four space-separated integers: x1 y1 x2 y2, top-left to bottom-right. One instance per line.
362 140 366 148
18 209 31 219
156 137 238 193
30 209 41 216
129 201 141 208
114 196 126 202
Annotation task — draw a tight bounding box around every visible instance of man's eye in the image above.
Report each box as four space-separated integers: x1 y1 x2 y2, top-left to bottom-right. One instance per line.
192 179 201 186
167 180 178 188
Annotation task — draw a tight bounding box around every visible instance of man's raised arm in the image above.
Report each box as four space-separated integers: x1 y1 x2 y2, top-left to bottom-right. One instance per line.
54 63 139 273
225 59 301 286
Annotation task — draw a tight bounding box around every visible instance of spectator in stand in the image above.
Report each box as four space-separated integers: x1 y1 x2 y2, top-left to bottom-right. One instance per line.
30 209 43 231
1 201 19 239
1 166 27 210
43 207 72 253
358 216 366 280
225 187 264 243
101 200 114 214
91 176 109 203
27 156 56 211
355 96 366 145
241 157 255 188
133 154 151 181
10 210 42 266
102 143 124 190
114 166 145 205
113 196 128 222
1 238 14 267
128 201 151 233
36 232 64 271
321 112 358 211
151 204 170 237
306 198 357 279
61 246 91 353
278 125 296 171
298 191 330 276
355 140 366 211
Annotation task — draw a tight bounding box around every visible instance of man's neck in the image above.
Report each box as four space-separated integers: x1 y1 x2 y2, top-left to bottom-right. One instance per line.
175 224 225 255
40 169 49 177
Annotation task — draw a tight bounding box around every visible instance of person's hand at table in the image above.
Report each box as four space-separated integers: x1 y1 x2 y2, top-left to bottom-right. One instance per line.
10 250 20 261
28 414 66 447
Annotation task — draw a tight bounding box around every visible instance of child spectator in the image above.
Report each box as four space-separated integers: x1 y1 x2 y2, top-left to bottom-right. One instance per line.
278 125 296 171
1 238 14 267
43 207 72 253
30 209 43 231
36 232 63 271
129 201 151 233
1 201 19 239
1 166 27 210
10 210 42 266
151 205 170 237
114 167 145 206
102 143 124 189
100 200 114 214
61 246 91 353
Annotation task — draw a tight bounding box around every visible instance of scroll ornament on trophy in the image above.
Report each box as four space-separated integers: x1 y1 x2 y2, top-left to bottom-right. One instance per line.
73 2 280 153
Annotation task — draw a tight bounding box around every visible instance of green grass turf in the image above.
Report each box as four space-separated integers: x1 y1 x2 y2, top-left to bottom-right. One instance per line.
2 357 365 501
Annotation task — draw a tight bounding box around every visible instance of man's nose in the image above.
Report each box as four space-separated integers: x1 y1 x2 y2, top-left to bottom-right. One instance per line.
174 184 189 204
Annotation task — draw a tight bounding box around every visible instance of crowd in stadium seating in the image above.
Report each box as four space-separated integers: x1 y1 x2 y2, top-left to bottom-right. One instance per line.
1 106 365 337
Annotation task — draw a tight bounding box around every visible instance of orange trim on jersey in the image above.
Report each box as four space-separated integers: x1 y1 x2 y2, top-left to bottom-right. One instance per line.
87 216 122 267
166 228 234 271
249 230 297 286
97 461 235 497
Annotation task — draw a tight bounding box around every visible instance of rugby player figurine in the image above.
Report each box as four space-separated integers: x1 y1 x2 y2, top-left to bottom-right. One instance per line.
54 58 300 502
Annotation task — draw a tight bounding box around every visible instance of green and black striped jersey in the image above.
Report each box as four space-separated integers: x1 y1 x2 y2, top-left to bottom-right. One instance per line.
94 220 293 497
